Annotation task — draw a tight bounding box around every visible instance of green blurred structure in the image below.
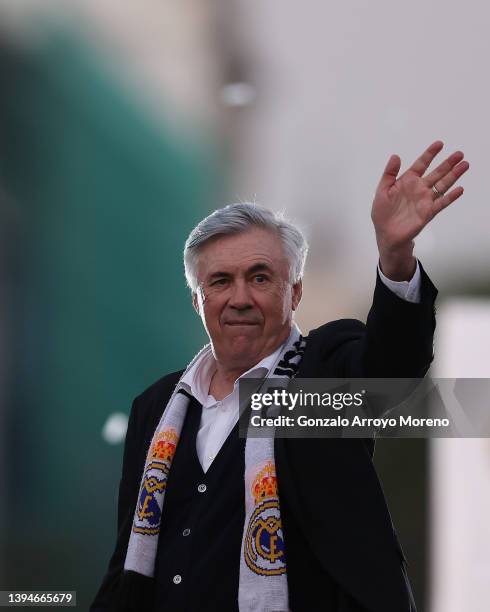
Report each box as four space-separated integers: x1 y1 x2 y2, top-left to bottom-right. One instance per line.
0 31 221 609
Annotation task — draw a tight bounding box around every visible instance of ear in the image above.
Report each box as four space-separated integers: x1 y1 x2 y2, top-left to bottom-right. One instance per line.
192 292 200 315
291 279 302 311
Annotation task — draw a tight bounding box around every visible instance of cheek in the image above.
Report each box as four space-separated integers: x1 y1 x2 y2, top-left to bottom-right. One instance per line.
201 299 224 330
261 286 291 322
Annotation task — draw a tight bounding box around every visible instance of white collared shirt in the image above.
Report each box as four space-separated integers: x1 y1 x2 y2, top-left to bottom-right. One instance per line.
179 334 289 472
181 262 421 472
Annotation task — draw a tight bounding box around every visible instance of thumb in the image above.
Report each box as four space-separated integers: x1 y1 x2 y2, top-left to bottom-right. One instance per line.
377 154 401 191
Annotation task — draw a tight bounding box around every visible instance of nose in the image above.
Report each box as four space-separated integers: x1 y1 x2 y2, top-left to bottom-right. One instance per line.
228 279 253 311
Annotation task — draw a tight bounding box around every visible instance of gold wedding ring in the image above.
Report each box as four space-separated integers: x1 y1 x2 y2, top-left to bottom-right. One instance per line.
432 184 443 198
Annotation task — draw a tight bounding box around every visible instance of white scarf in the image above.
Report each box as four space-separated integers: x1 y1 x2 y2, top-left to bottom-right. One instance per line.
124 325 306 611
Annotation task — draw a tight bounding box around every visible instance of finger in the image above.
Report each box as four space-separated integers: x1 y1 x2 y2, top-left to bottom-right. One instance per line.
424 150 465 186
431 160 470 197
432 186 464 216
377 154 401 191
406 141 444 176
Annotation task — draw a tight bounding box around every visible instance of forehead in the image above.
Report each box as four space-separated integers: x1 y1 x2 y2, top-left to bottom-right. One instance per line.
196 227 288 277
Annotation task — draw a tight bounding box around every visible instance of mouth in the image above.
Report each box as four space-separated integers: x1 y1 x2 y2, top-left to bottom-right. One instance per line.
224 321 259 326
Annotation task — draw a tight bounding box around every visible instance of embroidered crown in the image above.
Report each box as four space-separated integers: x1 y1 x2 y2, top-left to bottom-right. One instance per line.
151 429 179 460
252 461 278 503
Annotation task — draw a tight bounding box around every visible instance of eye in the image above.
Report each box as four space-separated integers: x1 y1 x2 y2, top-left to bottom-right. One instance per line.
253 274 268 284
211 278 228 286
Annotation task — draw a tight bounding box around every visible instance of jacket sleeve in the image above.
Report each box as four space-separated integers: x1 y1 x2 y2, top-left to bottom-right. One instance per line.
359 261 438 378
90 398 144 611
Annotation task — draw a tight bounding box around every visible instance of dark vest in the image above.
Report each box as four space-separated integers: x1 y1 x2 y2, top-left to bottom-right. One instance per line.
152 395 245 611
149 394 351 612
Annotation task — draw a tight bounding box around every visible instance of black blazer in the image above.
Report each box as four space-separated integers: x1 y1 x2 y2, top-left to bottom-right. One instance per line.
91 266 437 612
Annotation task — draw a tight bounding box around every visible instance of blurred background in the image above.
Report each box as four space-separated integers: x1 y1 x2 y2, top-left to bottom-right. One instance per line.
0 1 488 610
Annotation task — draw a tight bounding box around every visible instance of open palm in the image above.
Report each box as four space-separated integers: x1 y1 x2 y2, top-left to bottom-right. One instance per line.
372 141 469 251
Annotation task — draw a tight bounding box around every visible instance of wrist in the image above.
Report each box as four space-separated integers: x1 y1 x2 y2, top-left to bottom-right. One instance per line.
377 240 416 281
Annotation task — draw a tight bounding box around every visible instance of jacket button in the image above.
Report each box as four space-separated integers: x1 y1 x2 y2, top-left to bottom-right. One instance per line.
182 528 191 536
197 483 207 493
173 574 182 584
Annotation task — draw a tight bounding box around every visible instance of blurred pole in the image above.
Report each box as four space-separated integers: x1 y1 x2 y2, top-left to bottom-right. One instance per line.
431 300 490 612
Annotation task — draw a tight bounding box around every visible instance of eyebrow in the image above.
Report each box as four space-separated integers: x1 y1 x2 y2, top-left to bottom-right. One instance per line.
207 263 274 281
247 263 274 275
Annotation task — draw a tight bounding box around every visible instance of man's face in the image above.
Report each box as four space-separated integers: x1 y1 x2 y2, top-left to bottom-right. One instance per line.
192 227 302 372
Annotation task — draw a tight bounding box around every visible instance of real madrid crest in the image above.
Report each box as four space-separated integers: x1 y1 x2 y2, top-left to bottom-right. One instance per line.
132 428 179 536
244 461 287 576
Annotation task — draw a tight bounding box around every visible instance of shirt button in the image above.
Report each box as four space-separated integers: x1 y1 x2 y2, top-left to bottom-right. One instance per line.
173 574 182 584
197 483 207 493
182 528 191 536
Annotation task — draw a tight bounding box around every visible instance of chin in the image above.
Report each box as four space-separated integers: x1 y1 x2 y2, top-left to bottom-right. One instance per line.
228 342 261 367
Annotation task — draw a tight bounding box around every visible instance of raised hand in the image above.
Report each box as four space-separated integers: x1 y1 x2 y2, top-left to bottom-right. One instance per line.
371 141 469 280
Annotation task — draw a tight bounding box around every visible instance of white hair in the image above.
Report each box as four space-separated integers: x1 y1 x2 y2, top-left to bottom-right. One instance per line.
183 202 308 292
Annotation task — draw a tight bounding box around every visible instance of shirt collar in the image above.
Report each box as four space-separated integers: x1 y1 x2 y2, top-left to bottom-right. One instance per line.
179 325 300 406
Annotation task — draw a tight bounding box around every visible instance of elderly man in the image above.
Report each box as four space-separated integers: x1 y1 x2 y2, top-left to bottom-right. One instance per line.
91 141 468 612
